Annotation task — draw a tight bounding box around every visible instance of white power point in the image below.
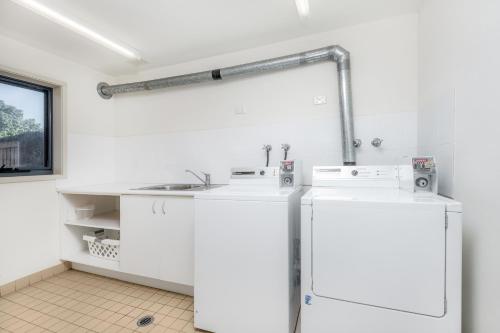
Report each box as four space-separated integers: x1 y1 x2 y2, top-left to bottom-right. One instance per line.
313 96 327 105
234 106 247 115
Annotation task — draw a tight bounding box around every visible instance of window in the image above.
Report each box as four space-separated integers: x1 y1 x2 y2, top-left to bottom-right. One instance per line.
0 75 53 176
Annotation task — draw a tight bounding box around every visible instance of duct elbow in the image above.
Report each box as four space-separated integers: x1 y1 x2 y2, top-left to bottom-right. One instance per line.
329 46 351 70
97 82 113 99
330 45 350 61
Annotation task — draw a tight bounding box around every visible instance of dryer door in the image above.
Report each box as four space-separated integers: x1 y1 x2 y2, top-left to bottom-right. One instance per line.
311 198 447 317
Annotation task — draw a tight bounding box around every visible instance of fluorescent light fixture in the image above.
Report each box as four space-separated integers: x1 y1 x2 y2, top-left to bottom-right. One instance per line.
295 0 310 18
10 0 141 60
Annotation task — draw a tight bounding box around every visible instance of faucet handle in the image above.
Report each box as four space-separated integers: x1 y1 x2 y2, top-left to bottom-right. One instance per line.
262 144 272 152
201 171 211 186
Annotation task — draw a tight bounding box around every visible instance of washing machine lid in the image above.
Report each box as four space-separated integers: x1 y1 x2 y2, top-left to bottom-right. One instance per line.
311 196 447 317
195 185 299 201
302 187 462 212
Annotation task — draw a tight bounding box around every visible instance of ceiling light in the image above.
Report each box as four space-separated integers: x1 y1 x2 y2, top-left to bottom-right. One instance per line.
295 0 310 18
10 0 141 60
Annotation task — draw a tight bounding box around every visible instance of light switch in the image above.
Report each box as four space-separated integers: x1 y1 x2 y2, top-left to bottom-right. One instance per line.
234 106 247 115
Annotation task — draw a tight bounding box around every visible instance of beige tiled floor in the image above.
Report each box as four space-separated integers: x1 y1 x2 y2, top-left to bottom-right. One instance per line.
0 270 204 333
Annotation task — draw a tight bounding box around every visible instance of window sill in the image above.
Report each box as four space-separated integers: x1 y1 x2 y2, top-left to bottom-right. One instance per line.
0 174 65 184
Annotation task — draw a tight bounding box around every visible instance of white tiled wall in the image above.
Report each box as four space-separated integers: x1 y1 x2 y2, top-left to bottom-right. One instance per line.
418 87 456 196
419 1 500 332
115 111 417 185
57 134 116 188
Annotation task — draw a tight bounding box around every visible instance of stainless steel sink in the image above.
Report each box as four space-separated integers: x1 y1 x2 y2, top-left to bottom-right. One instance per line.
131 184 218 191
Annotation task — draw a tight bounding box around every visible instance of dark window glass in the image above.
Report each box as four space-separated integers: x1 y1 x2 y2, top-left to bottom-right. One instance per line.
0 75 52 176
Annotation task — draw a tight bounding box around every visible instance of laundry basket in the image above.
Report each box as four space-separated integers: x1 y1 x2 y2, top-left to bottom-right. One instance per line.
83 235 120 261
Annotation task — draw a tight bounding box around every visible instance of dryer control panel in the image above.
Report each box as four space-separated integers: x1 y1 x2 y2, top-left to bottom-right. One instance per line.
312 165 413 189
312 165 400 188
412 157 438 193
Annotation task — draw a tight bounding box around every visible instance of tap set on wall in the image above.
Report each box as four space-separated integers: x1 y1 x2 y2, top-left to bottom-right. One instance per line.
261 137 384 167
261 144 292 167
353 137 384 148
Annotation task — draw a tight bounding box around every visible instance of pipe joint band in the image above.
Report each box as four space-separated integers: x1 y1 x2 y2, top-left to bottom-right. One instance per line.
211 69 222 80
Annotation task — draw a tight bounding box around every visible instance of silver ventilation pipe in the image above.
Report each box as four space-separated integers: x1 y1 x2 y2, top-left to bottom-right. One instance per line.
97 45 357 165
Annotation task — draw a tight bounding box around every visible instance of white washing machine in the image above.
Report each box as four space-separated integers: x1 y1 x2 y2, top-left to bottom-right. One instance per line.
301 165 462 333
194 162 302 333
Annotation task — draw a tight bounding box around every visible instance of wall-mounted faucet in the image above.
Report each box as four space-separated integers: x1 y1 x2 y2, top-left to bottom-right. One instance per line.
371 138 383 148
281 144 291 160
262 145 272 167
186 169 211 186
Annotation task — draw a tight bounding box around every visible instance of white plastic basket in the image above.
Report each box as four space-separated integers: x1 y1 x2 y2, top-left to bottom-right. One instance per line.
75 205 95 220
83 235 120 261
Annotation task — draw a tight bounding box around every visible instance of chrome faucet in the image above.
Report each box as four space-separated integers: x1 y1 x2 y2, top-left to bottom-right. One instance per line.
185 169 211 186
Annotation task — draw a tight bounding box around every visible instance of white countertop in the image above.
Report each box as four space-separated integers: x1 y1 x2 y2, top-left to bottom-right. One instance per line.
57 183 225 196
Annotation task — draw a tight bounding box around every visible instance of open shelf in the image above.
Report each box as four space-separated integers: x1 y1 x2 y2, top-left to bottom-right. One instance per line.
63 249 119 271
60 193 121 272
65 211 120 230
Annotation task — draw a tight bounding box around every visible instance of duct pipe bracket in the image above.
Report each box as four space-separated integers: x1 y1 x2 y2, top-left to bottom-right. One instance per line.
97 82 113 99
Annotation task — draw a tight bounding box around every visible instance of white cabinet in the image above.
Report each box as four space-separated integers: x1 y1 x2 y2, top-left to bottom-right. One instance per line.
120 196 159 278
121 195 194 286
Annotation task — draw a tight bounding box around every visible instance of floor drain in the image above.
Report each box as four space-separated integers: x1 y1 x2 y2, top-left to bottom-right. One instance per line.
137 315 155 327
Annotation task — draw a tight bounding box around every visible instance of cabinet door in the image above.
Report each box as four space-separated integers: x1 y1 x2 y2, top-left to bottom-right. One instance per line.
158 197 194 286
120 195 161 279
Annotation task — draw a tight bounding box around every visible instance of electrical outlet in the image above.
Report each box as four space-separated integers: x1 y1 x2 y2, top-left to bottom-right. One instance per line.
313 95 327 105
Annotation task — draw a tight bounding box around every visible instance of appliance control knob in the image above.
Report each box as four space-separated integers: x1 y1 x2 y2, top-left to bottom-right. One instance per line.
283 176 293 185
260 170 266 176
351 170 358 176
416 177 429 188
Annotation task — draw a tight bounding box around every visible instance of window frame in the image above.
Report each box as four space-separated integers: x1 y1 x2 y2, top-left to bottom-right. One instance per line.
0 74 53 177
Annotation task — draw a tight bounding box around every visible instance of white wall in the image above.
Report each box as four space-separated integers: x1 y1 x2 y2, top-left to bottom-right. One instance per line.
0 13 419 285
0 34 116 285
114 14 419 185
418 0 500 332
418 0 461 197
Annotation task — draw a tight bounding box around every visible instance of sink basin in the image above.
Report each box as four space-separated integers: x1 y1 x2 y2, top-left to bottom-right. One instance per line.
131 184 218 191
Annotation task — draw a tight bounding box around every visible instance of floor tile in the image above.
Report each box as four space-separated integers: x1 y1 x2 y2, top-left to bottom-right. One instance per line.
0 270 199 333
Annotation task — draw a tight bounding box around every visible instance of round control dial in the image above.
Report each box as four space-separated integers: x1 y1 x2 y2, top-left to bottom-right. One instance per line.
282 176 293 186
416 177 429 188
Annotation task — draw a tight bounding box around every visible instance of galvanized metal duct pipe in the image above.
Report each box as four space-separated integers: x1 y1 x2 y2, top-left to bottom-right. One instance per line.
97 45 357 165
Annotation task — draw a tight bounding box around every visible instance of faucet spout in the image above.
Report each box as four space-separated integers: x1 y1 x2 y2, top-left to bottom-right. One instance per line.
185 169 211 186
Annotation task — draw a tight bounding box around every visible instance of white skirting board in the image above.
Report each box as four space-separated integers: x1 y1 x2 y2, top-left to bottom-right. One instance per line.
72 263 194 296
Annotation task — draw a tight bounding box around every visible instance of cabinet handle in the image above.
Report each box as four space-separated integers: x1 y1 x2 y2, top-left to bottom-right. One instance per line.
152 201 157 214
161 201 166 215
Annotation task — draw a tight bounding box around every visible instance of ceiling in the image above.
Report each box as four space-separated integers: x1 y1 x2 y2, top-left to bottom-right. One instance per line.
0 0 421 75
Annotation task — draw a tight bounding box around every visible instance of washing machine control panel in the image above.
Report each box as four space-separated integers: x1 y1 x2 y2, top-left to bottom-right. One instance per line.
229 162 302 187
279 160 302 188
231 167 278 179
